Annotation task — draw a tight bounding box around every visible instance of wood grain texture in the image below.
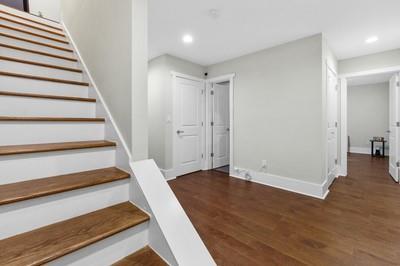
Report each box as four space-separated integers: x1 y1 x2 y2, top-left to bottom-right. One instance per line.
0 15 66 37
0 116 104 122
0 71 89 86
113 246 167 266
0 91 94 102
0 202 150 266
0 56 81 71
0 9 63 31
0 140 116 156
0 43 77 61
0 32 73 52
169 154 400 265
0 167 129 205
0 24 68 44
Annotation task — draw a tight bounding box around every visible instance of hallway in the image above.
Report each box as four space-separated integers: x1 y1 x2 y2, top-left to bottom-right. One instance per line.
169 154 400 265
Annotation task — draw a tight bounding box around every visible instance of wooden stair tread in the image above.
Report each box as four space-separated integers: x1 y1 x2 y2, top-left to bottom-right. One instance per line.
0 116 104 122
0 32 73 52
0 71 89 86
0 9 63 31
0 56 81 72
0 43 78 61
0 140 116 156
113 246 167 266
0 91 94 102
0 167 129 205
0 15 66 37
0 24 68 44
0 202 150 266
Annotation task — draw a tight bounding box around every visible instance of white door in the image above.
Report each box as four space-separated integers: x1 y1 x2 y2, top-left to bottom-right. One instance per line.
173 76 204 176
212 83 230 168
327 67 338 180
389 73 399 182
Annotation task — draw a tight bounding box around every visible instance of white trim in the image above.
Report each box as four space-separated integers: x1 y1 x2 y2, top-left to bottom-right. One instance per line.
339 78 348 176
205 74 235 173
159 168 177 181
349 146 389 156
339 65 400 79
171 71 205 82
231 167 329 199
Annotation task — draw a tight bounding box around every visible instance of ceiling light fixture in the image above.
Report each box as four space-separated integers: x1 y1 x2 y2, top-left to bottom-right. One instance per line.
182 34 193 44
365 36 378 44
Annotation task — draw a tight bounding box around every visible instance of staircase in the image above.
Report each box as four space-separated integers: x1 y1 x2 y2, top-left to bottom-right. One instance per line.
0 5 166 265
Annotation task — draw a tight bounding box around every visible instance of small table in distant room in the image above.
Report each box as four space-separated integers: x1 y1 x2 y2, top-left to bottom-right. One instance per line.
370 139 387 157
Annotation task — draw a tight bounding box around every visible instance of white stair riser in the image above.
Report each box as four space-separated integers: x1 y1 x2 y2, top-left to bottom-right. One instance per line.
49 223 148 266
0 5 62 30
0 12 64 35
0 96 95 117
0 122 104 146
0 46 78 68
0 60 83 81
0 75 88 98
0 180 130 240
0 26 70 49
0 148 116 185
0 18 67 40
0 35 75 58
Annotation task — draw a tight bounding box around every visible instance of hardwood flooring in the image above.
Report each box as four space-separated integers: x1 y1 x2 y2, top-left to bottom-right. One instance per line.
169 154 400 265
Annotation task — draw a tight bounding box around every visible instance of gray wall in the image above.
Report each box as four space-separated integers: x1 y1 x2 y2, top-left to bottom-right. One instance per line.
339 49 400 74
148 54 205 169
348 82 389 151
62 0 148 158
207 34 326 184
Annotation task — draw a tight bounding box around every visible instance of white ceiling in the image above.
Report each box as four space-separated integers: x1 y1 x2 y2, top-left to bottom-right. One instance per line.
148 0 400 66
347 72 395 86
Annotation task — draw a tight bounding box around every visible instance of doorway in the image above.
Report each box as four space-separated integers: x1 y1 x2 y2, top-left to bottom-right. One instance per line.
340 69 400 183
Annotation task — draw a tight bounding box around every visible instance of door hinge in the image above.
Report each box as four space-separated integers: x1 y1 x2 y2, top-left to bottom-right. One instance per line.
210 90 214 95
335 159 338 165
201 89 204 95
201 153 204 159
201 122 204 126
211 153 214 157
397 122 400 127
335 122 338 127
396 161 400 167
211 121 214 126
397 81 400 87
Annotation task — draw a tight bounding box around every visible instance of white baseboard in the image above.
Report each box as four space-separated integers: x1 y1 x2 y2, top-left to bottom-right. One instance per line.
159 169 177 181
230 167 328 199
349 146 388 156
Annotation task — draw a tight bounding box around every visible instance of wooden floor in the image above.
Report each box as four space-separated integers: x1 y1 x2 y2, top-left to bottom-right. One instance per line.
169 154 400 265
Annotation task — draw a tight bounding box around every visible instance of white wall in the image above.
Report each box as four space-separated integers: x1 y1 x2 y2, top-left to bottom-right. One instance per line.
339 48 400 75
348 82 389 154
29 0 61 22
207 34 326 184
61 0 148 158
148 54 205 170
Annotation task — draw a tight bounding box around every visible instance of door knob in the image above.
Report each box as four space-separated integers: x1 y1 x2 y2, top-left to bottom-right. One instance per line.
226 128 230 132
176 130 184 134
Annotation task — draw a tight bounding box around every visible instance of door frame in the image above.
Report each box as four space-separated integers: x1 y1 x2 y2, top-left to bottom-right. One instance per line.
205 74 235 173
338 65 400 177
171 71 206 177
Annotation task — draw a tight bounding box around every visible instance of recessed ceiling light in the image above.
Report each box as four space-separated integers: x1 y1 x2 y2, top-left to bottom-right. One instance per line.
182 34 193 44
365 36 378 44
